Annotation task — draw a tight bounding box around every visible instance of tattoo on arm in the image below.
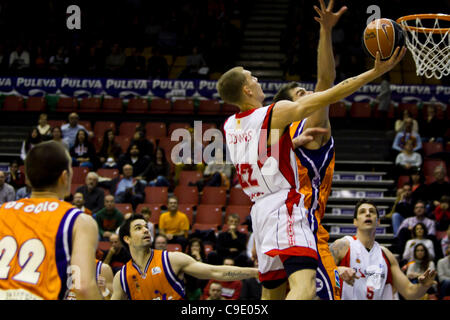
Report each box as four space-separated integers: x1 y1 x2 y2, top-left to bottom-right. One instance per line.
330 240 348 264
222 271 251 280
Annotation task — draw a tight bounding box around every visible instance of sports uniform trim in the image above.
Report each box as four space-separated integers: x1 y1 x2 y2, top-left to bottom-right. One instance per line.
162 250 186 299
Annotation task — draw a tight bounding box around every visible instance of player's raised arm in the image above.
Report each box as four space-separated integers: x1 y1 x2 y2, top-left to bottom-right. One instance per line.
169 251 258 281
111 270 128 300
271 47 406 131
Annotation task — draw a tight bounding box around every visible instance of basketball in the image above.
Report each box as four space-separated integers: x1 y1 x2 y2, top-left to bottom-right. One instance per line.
362 18 406 60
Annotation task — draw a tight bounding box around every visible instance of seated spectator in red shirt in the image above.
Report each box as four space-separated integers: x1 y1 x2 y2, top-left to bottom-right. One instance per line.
102 233 131 274
6 160 25 190
434 195 450 231
202 257 242 300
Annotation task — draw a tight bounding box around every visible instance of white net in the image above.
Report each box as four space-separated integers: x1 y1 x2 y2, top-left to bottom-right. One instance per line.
398 15 450 79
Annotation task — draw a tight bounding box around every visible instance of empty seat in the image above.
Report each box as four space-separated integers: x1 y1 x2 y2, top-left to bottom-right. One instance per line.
136 203 163 225
119 121 140 137
168 122 191 136
229 187 252 206
71 183 83 195
78 120 92 132
146 122 167 139
221 103 239 115
3 95 24 111
97 168 119 179
72 167 89 184
178 170 203 186
79 97 101 113
144 186 168 205
225 205 252 223
47 119 65 128
422 104 445 120
201 123 217 134
115 136 131 152
174 186 199 205
115 203 133 215
350 102 372 118
195 204 223 225
200 186 227 206
374 103 395 119
172 99 194 114
423 159 446 178
192 223 219 233
397 175 410 189
398 103 419 119
127 98 149 113
149 98 172 114
97 241 111 252
56 97 78 112
177 204 194 225
26 97 46 112
198 100 220 115
167 244 182 252
102 97 123 113
422 142 444 157
93 121 116 138
329 102 347 118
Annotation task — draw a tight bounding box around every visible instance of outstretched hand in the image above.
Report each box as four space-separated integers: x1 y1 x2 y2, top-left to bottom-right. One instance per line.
292 127 330 148
373 46 407 76
418 269 437 287
314 0 347 31
337 266 359 286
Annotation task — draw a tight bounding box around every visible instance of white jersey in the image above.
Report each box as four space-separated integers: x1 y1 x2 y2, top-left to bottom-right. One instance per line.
340 236 394 300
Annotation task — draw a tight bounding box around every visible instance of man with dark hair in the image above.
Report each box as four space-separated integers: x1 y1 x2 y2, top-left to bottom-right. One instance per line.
0 141 102 300
111 214 258 300
329 199 436 300
117 143 151 177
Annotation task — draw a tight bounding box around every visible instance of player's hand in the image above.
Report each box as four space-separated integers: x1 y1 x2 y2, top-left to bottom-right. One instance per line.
373 46 407 76
292 127 330 148
337 266 359 286
314 0 347 31
418 269 437 287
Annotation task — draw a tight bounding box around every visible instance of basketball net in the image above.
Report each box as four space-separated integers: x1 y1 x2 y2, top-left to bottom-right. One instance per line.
397 14 450 79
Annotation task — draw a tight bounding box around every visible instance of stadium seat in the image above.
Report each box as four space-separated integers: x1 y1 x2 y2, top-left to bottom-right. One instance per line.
93 136 103 153
145 122 167 139
192 223 219 233
222 224 249 235
425 174 449 185
202 122 217 134
174 186 199 205
144 186 168 205
97 168 119 179
350 102 372 118
93 121 116 138
56 97 78 113
177 204 194 225
198 100 220 115
422 104 445 120
2 95 24 111
195 204 223 225
97 241 111 252
229 187 252 206
136 203 163 225
47 119 65 128
398 103 419 119
72 167 89 184
172 99 194 114
71 183 83 195
115 136 131 152
149 98 172 114
423 159 446 178
127 98 149 113
167 244 182 252
221 103 239 115
102 97 123 113
119 121 140 137
204 244 214 255
26 97 46 112
168 122 191 136
79 97 101 113
79 120 92 132
422 142 444 157
225 205 252 223
200 186 227 206
374 103 395 119
157 137 178 161
115 203 133 215
178 170 203 186
329 102 347 118
397 175 410 189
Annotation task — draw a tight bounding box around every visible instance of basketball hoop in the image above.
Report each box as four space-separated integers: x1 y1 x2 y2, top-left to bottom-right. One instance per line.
396 14 450 79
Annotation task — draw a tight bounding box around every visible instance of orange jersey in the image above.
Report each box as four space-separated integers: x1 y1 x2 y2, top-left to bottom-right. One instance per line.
290 120 340 300
0 198 83 300
120 249 185 300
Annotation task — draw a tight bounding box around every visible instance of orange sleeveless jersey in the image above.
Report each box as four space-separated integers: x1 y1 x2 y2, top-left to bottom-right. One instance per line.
290 120 341 300
120 249 185 300
0 198 83 300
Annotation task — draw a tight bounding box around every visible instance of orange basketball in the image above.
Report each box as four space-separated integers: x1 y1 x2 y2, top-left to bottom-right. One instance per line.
362 18 406 60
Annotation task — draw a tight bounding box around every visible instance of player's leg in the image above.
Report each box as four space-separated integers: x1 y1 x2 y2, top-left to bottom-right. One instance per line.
283 256 318 300
261 280 287 300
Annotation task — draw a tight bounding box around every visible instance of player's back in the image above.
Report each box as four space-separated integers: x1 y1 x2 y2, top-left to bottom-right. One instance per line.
0 198 82 300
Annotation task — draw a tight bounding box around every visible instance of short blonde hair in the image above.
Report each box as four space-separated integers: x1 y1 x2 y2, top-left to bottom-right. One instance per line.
217 66 247 105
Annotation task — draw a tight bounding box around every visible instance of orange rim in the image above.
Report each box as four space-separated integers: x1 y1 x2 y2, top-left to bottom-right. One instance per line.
397 14 450 34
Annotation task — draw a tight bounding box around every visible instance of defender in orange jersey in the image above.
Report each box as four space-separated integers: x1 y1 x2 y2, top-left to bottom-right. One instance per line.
111 214 259 300
0 141 102 300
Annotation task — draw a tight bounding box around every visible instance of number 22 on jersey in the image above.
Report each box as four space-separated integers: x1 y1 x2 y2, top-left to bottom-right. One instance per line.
236 164 260 189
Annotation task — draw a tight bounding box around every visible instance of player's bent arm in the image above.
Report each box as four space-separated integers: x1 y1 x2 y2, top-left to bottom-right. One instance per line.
71 214 103 300
111 270 127 300
329 237 350 265
381 246 436 300
100 263 114 299
169 252 258 280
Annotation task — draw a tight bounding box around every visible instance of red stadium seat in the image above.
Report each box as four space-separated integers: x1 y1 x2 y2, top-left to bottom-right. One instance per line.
178 170 203 186
115 136 131 152
225 205 252 223
374 103 395 119
178 204 194 225
423 159 446 178
201 122 217 134
47 120 65 128
97 241 111 252
136 203 163 225
222 224 249 235
425 174 449 185
397 175 410 189
198 100 221 115
79 97 101 113
422 104 445 120
398 103 419 119
119 121 140 137
3 95 24 111
350 102 372 118
79 120 92 132
174 186 199 205
56 97 78 112
329 102 347 118
204 244 214 255
422 142 444 157
168 122 191 136
229 187 252 206
144 186 168 205
221 103 239 115
72 167 90 184
97 168 119 179
167 244 182 252
102 97 123 113
26 97 46 112
93 121 116 138
172 99 194 114
149 98 171 114
127 98 149 113
200 186 227 206
192 223 219 233
195 204 223 225
115 203 132 215
71 183 83 195
146 122 167 139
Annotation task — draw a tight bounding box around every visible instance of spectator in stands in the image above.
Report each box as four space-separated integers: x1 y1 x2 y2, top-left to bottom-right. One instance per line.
137 147 170 187
206 282 226 300
173 127 205 185
75 172 105 214
128 130 154 159
105 43 126 76
395 139 422 176
124 47 146 78
9 44 30 74
48 46 69 76
70 129 97 169
111 164 145 211
102 233 131 274
240 259 262 300
433 195 450 232
410 168 429 205
158 196 190 251
20 127 42 161
420 104 444 143
117 143 151 178
191 147 233 191
442 226 450 257
404 244 437 296
61 113 87 148
202 257 242 300
395 110 419 133
184 238 209 300
95 195 125 241
98 129 123 169
36 113 52 140
153 234 168 250
181 46 208 79
50 126 69 150
437 246 450 299
402 223 435 264
6 160 25 190
72 192 92 216
15 184 31 200
147 47 169 79
373 75 391 129
427 166 450 208
140 206 155 240
388 183 415 235
0 171 15 205
392 118 422 153
32 46 47 74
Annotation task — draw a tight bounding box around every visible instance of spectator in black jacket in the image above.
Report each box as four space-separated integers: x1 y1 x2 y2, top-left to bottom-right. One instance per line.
136 147 170 186
117 143 151 177
98 129 123 169
75 171 105 213
70 129 98 169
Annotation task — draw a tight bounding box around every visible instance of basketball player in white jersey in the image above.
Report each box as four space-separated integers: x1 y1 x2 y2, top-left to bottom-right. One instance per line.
329 199 436 300
218 44 406 299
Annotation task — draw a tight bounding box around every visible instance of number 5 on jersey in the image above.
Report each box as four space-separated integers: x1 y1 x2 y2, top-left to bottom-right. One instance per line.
236 163 260 189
